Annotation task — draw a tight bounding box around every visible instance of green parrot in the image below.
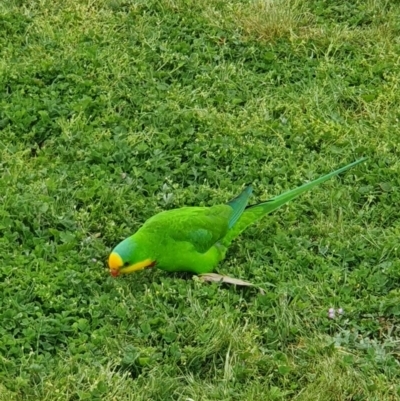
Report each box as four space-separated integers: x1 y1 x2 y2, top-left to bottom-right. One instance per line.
108 158 366 278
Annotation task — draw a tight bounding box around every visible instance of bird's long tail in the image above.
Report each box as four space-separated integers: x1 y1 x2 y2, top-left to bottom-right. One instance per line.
221 158 367 247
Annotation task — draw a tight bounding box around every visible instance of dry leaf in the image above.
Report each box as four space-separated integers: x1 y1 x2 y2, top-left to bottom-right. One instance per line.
199 273 265 294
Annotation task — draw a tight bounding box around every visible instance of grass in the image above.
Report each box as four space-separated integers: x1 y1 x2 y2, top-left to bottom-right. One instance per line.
1 0 400 399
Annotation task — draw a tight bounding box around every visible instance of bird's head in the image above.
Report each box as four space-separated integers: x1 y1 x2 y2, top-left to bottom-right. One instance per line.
108 237 155 277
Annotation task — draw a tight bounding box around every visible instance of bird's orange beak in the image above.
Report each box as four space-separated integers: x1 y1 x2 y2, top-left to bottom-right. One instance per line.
108 252 123 278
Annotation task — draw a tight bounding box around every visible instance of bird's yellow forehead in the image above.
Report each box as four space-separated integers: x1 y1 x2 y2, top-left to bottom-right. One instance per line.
108 252 123 270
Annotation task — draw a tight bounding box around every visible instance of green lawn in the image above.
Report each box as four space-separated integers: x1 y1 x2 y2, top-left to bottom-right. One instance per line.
1 0 400 399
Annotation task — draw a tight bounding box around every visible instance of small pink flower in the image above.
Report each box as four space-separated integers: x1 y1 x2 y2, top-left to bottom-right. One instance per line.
328 308 335 319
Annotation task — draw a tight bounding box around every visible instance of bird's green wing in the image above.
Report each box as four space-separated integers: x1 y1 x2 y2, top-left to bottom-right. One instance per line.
226 186 253 228
171 207 229 253
142 187 253 253
140 206 228 253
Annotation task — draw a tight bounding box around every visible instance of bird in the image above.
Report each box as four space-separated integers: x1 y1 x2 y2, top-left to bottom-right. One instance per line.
108 158 366 281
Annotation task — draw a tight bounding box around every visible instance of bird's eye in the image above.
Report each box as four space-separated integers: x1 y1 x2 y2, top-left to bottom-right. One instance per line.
123 261 130 267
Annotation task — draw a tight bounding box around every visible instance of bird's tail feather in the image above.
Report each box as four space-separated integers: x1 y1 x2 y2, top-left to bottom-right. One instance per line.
221 158 367 246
